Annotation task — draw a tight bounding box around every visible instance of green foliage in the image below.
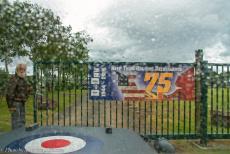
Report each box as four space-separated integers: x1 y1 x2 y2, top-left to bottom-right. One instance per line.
0 68 9 96
207 68 230 87
0 0 92 71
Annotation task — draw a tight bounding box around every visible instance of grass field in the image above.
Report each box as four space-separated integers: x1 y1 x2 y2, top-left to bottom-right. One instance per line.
1 88 230 154
167 139 230 154
0 88 230 137
0 90 80 132
0 96 33 132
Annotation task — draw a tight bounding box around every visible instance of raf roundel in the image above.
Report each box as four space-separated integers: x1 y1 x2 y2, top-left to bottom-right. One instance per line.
24 136 86 154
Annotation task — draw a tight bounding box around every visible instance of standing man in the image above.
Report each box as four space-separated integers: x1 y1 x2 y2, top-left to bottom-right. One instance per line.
6 63 31 130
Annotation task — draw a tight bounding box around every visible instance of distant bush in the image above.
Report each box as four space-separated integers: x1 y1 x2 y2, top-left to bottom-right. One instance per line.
0 69 9 97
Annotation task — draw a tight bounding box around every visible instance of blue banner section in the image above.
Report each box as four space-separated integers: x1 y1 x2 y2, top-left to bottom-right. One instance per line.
88 63 112 100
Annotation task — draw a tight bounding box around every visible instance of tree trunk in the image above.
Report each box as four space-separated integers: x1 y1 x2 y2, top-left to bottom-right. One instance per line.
4 59 9 73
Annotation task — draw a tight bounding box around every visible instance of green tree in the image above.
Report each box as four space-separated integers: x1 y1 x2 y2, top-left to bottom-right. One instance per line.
0 68 8 100
0 0 92 72
0 0 23 73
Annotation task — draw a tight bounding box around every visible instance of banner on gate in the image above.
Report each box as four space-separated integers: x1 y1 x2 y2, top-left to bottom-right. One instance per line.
88 63 194 101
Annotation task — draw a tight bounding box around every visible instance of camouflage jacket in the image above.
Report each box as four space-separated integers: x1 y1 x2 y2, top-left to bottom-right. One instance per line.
5 74 31 108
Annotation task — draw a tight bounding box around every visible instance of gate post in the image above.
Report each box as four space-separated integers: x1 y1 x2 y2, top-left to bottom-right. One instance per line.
195 49 208 145
200 60 208 145
195 50 202 134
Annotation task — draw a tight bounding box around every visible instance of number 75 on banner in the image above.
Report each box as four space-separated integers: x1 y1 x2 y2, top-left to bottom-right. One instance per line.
144 72 173 100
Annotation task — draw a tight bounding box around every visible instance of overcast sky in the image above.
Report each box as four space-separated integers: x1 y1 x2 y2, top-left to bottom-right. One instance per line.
4 0 230 73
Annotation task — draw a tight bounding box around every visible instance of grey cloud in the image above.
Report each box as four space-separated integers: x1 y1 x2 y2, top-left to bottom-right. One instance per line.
90 0 230 62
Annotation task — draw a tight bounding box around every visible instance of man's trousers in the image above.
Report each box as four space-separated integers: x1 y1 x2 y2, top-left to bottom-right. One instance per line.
11 102 25 130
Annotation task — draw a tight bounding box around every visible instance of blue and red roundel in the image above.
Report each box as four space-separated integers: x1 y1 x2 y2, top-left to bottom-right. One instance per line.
4 132 103 154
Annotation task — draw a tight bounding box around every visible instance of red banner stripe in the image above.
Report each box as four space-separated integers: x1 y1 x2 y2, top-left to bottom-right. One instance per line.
128 82 136 86
128 75 136 79
121 90 146 93
118 86 138 90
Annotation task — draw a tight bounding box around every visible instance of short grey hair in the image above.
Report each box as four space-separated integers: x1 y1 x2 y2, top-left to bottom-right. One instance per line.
16 63 27 72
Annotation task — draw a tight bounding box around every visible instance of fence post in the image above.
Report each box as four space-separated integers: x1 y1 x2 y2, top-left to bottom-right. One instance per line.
200 60 208 145
195 50 203 134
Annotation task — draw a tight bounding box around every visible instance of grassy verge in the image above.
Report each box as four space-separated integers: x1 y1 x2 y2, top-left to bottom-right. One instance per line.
0 90 81 132
0 87 230 136
169 139 230 154
0 96 36 132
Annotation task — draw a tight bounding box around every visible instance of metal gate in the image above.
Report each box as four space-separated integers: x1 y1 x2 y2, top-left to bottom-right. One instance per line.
32 50 230 143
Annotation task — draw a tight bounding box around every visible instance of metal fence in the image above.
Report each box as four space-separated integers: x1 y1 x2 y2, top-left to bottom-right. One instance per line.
33 61 199 140
206 63 230 139
1 50 229 143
